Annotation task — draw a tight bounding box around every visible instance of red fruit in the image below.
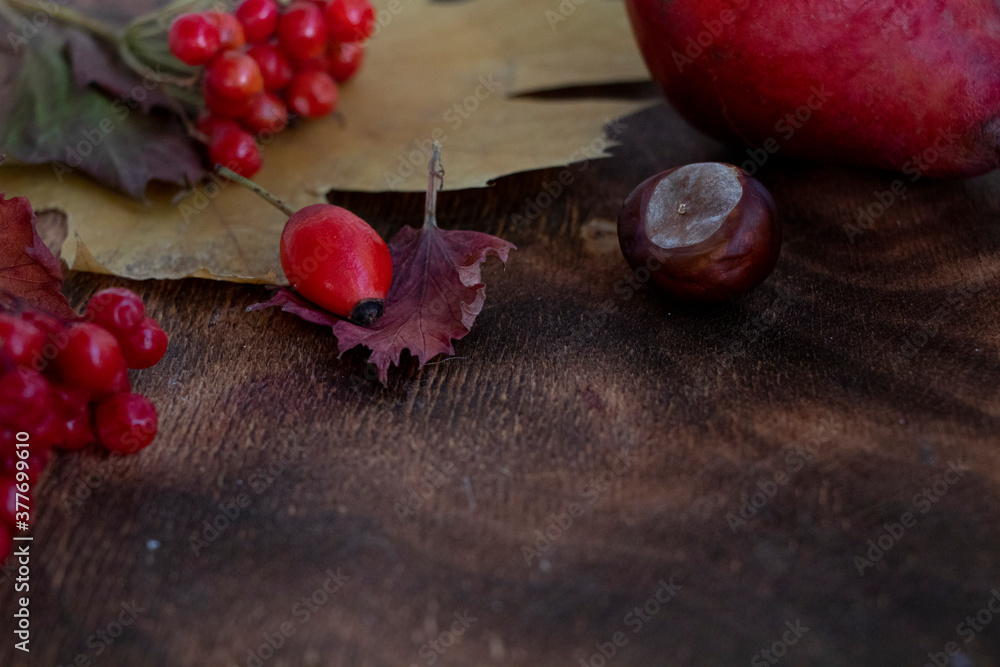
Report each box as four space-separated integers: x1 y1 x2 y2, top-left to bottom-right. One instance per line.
94 393 158 455
280 204 392 324
0 522 11 563
247 43 294 92
243 92 289 134
205 51 264 101
0 369 51 429
236 0 279 42
52 323 128 396
0 314 45 371
624 0 1000 178
326 42 364 83
196 111 242 139
325 0 374 43
1 449 49 487
203 81 253 119
168 13 222 66
285 70 338 118
0 476 18 525
210 125 262 177
32 407 64 450
207 11 246 50
278 2 328 61
120 317 169 370
54 385 94 450
84 287 145 339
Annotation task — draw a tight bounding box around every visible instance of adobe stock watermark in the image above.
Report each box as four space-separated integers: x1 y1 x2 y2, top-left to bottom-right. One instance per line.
671 0 752 72
842 126 960 243
575 578 681 667
408 609 478 667
545 0 589 30
923 589 1000 667
6 0 73 53
854 460 968 575
750 620 810 666
54 600 146 667
521 449 633 567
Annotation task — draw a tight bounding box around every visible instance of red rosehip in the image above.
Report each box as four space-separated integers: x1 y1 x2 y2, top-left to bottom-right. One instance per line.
84 287 145 339
280 204 392 324
53 323 128 397
206 11 246 50
235 0 280 42
278 2 328 61
209 125 262 177
326 41 364 82
205 51 264 101
0 314 46 371
247 42 294 92
94 393 158 455
325 0 375 43
168 13 222 66
120 317 169 370
285 70 338 118
242 92 289 134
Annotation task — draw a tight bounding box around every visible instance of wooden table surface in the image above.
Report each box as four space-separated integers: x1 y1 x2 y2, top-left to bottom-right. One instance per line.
3 101 1000 667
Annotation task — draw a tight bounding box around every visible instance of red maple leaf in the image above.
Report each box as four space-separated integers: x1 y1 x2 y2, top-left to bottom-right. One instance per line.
0 193 75 318
251 144 515 383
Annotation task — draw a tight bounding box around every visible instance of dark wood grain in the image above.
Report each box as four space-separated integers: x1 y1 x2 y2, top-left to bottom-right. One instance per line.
3 101 1000 667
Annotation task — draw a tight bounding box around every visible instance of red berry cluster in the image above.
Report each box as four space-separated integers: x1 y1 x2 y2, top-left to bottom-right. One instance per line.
0 289 168 562
168 0 375 177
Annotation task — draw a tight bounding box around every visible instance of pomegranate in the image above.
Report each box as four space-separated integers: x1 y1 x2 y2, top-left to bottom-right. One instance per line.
624 0 1000 178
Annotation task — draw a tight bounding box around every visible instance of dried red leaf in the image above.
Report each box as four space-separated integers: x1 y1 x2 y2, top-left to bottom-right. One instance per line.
0 194 75 318
250 145 515 383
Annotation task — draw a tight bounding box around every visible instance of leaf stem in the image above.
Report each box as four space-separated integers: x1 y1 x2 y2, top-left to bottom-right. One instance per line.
3 0 120 43
215 165 296 217
425 141 444 228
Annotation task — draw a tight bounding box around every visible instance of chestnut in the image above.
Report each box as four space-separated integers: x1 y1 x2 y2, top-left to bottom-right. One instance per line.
617 162 781 302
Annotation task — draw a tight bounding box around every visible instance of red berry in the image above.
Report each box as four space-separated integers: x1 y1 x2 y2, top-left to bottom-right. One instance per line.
168 13 222 66
236 0 279 42
120 317 169 370
210 125 262 177
203 81 254 118
247 43 294 92
205 51 264 101
326 41 364 82
94 393 158 455
0 314 46 371
0 522 11 563
20 311 63 338
0 369 51 429
0 476 18 525
242 92 289 133
278 2 328 61
207 11 246 50
54 385 94 450
325 0 375 43
53 323 128 396
84 288 145 339
280 204 392 324
32 408 64 450
1 449 49 487
285 70 338 117
196 111 242 139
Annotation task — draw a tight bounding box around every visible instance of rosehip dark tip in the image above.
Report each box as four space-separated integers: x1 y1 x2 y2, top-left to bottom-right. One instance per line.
350 299 384 326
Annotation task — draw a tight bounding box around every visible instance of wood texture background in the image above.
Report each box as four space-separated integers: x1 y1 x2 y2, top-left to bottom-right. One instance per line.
3 94 1000 665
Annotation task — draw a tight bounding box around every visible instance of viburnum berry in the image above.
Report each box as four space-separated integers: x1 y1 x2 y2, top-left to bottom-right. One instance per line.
120 317 169 370
53 323 128 397
197 111 242 139
326 42 364 83
243 92 289 134
236 0 280 43
0 314 46 370
209 125 262 177
94 393 158 455
54 385 95 450
203 81 254 119
84 287 145 339
205 51 264 101
247 43 294 92
0 369 51 429
207 11 246 50
32 407 65 450
278 2 328 61
325 0 375 43
168 13 222 66
285 70 338 118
